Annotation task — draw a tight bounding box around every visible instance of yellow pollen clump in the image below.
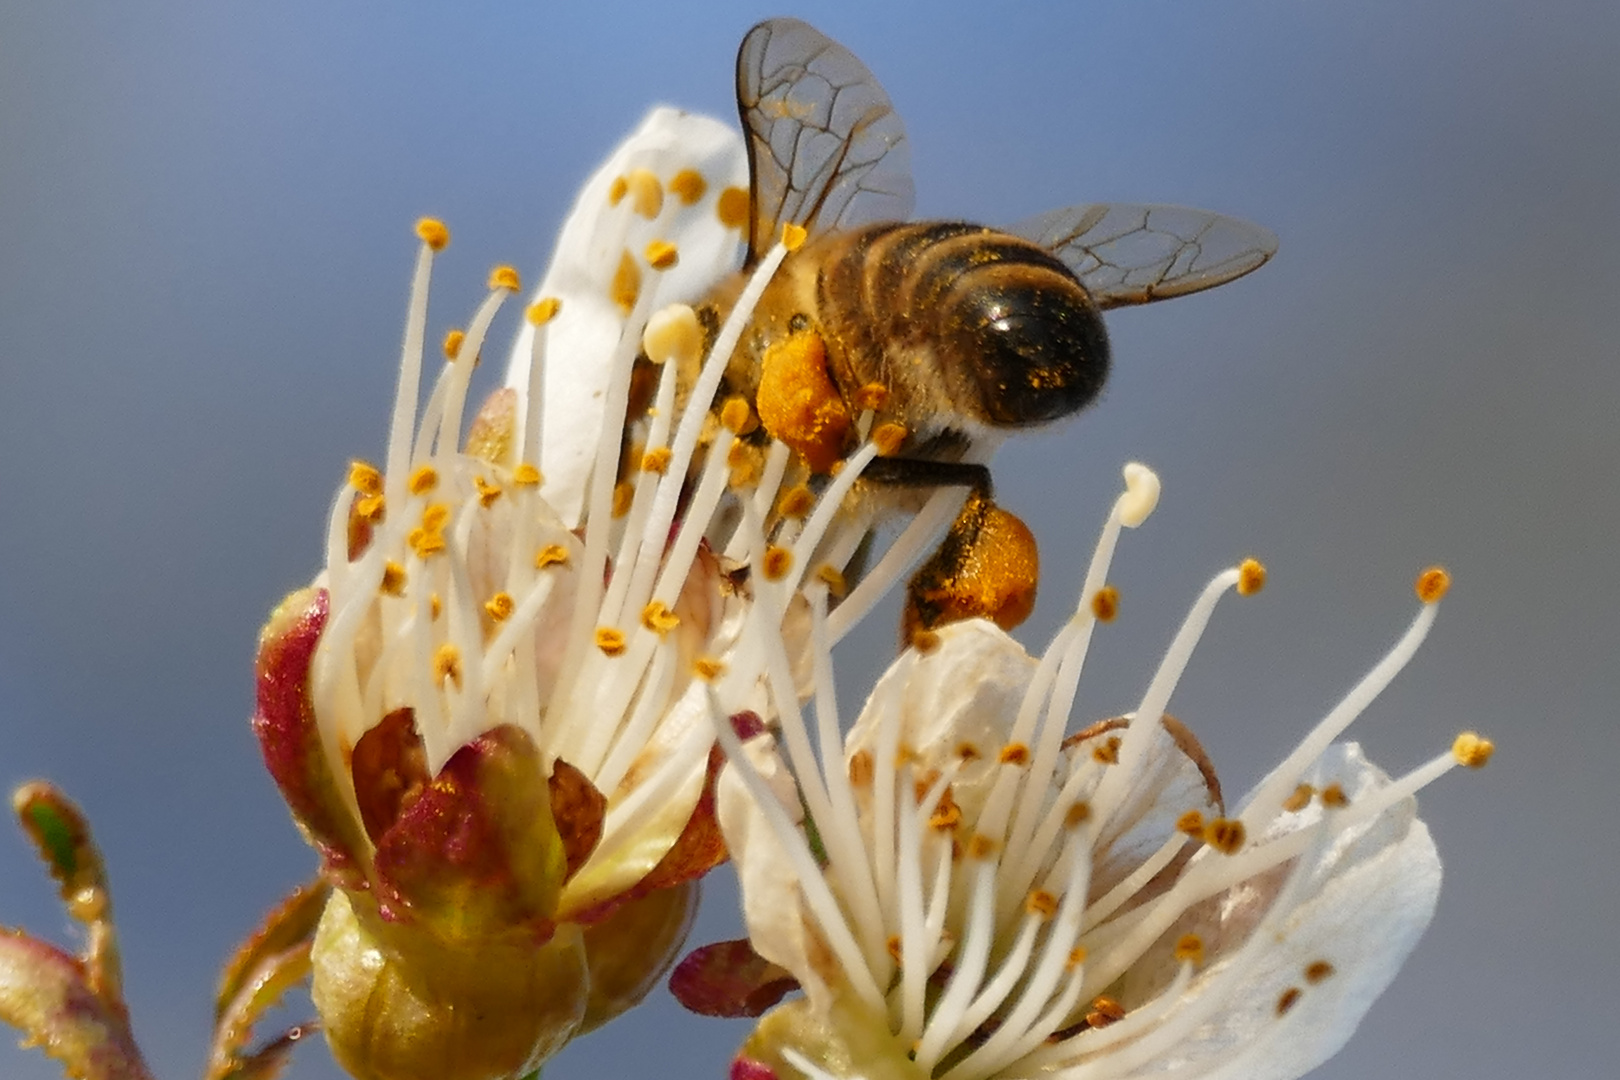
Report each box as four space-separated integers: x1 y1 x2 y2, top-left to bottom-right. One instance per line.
626 168 663 218
1175 934 1206 966
966 834 999 860
1091 585 1120 622
611 250 641 314
607 175 629 206
999 742 1030 766
720 396 755 434
871 422 907 456
415 218 449 251
408 527 445 558
595 627 627 657
716 186 749 229
854 382 889 411
1091 736 1122 765
1304 960 1336 984
781 222 808 251
433 644 462 688
1176 810 1206 835
815 564 847 597
408 466 439 495
1416 565 1452 604
1204 817 1247 854
484 592 514 621
1237 558 1267 596
1321 783 1349 808
641 446 673 474
778 485 815 519
489 265 521 292
513 463 542 487
1087 997 1126 1028
1276 987 1303 1017
612 482 634 518
527 297 561 325
420 503 450 531
1026 890 1059 918
349 461 383 496
429 593 442 620
693 656 726 681
644 239 679 270
1066 946 1088 970
379 560 406 596
1065 800 1092 828
442 328 466 360
762 545 794 582
475 475 502 507
1453 731 1495 768
535 544 570 570
670 168 707 205
640 600 681 637
356 493 385 522
927 790 961 831
848 749 874 788
1283 784 1315 812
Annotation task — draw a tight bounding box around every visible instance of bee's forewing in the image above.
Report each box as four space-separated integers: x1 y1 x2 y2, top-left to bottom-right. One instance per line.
1007 203 1278 309
736 17 915 263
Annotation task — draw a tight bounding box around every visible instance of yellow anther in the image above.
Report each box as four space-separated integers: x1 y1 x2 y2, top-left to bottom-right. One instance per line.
1026 890 1059 918
782 222 808 251
415 218 450 251
644 239 679 270
535 544 570 570
1452 731 1495 769
716 186 750 229
886 936 903 964
349 461 383 496
1176 809 1206 835
607 175 629 206
1282 784 1314 812
484 592 514 621
379 560 407 596
1321 783 1349 808
848 750 874 788
356 493 385 523
1091 585 1120 622
489 265 521 293
927 790 961 831
475 475 502 507
1275 987 1302 1017
1174 934 1206 966
612 481 634 518
778 485 814 519
998 742 1030 766
513 463 542 487
762 545 794 582
442 328 466 360
966 833 999 860
670 168 707 205
1091 735 1122 765
611 250 641 314
1066 946 1088 970
408 466 439 495
429 593 442 621
1237 558 1267 596
640 600 681 637
956 742 981 761
1087 997 1125 1028
626 168 663 218
1417 565 1452 604
432 643 462 688
641 446 672 474
693 656 726 681
1065 800 1092 827
643 304 703 368
1203 817 1247 854
871 422 907 456
527 297 562 325
408 527 446 558
816 563 847 597
720 396 754 434
1304 959 1336 984
420 503 450 531
854 383 889 411
595 627 627 657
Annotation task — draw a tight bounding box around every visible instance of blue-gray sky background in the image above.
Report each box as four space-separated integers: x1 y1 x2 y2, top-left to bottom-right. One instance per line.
2 2 1614 1078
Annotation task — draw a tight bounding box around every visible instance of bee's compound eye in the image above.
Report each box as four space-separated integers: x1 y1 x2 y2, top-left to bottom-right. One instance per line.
954 275 1110 427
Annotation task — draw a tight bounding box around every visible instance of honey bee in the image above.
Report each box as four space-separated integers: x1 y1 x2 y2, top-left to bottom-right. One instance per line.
698 18 1277 639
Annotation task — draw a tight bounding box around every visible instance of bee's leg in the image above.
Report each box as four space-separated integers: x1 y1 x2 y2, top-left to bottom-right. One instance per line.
861 458 1039 645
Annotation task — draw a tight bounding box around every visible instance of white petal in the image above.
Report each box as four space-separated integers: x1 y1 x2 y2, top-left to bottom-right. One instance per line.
505 106 748 524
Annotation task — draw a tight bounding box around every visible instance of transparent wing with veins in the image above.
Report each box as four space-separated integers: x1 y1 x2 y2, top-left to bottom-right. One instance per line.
1008 203 1278 309
736 17 915 264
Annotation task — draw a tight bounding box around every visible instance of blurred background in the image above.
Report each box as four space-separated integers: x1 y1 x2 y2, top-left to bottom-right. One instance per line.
2 1 1614 1078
